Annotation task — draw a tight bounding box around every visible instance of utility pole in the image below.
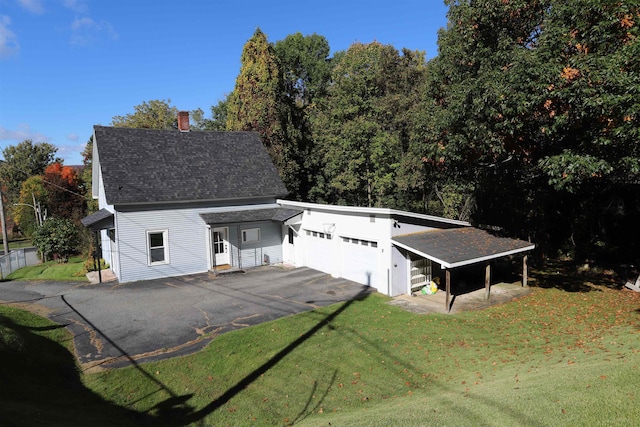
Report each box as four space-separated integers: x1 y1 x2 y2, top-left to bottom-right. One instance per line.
0 188 9 255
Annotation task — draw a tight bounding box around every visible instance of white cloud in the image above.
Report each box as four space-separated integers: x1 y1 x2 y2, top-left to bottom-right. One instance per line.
18 0 45 14
56 143 86 165
63 0 88 13
0 15 19 59
70 16 118 45
66 133 79 142
71 16 96 31
0 124 51 143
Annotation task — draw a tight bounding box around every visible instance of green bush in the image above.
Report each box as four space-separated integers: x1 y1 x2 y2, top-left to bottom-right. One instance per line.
32 218 78 263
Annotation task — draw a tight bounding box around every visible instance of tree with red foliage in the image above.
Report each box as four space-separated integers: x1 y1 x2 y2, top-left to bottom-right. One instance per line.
43 162 86 223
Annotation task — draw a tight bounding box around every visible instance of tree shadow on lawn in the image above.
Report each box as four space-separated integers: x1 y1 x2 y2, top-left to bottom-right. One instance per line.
54 285 374 426
530 258 622 292
0 313 150 427
439 257 623 300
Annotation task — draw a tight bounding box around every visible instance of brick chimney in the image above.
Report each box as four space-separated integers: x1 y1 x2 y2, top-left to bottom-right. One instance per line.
178 111 190 132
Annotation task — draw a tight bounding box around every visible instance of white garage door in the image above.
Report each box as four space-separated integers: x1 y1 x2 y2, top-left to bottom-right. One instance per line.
304 229 334 274
341 237 379 287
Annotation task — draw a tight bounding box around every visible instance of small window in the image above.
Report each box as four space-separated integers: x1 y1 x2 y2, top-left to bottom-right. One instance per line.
306 230 311 236
242 228 260 243
342 237 349 243
326 234 332 240
319 232 325 238
361 240 369 246
312 231 318 237
352 238 359 244
370 215 376 223
371 241 378 248
147 230 169 265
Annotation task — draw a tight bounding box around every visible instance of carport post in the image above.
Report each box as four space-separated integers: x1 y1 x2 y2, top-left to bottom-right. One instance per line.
445 269 451 312
485 262 491 300
522 255 528 287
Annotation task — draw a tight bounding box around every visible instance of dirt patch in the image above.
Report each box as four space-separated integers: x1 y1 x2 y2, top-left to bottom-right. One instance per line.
389 282 532 314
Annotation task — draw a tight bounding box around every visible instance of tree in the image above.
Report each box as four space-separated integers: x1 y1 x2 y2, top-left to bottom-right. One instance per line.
312 42 427 207
0 140 58 203
201 97 229 131
422 0 640 262
226 28 296 195
14 175 47 238
274 32 332 108
43 162 85 222
274 32 333 201
80 136 98 214
32 217 78 263
111 99 179 129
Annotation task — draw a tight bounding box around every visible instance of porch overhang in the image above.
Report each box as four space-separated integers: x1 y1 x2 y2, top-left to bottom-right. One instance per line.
392 227 535 269
199 207 303 225
80 208 114 231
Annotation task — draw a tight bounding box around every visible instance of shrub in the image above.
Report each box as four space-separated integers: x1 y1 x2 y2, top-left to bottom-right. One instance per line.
32 218 78 263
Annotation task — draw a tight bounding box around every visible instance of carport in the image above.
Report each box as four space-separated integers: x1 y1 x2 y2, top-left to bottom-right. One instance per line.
392 227 535 312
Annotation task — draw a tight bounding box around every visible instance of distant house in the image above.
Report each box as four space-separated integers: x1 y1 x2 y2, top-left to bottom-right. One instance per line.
83 113 534 309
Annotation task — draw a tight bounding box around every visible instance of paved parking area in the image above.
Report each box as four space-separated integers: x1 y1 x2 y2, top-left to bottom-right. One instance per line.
0 266 371 369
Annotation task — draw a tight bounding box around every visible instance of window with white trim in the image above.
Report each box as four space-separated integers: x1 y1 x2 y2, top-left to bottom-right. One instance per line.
242 228 261 243
306 229 332 240
147 230 169 265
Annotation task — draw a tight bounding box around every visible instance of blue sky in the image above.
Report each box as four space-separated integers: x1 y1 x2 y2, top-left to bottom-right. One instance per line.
0 0 449 165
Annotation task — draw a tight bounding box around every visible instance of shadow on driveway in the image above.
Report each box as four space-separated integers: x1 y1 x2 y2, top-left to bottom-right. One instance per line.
0 266 372 370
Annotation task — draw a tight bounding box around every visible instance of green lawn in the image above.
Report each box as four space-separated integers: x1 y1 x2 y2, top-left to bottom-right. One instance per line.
7 238 33 250
1 263 639 426
4 256 87 281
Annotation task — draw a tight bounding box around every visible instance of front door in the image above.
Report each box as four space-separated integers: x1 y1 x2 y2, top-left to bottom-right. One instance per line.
212 227 230 266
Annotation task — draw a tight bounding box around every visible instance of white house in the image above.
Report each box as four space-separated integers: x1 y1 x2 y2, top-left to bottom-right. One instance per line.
82 114 534 307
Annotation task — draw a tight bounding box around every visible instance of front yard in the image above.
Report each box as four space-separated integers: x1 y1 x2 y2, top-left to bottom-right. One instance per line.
1 261 639 426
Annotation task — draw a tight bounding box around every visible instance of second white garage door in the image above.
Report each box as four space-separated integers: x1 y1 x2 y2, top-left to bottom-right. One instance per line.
340 236 379 287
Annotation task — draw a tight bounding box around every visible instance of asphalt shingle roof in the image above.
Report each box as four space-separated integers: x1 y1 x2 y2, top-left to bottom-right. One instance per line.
94 126 288 205
392 227 535 268
80 208 114 231
199 207 303 224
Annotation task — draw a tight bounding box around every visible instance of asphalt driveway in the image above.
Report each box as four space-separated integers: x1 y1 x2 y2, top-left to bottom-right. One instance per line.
0 266 371 369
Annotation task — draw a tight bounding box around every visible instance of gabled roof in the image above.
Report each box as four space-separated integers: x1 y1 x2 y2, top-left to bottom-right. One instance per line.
392 227 535 269
94 126 288 205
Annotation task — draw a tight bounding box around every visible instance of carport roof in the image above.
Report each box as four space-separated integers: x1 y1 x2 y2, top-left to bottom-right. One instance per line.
392 227 535 269
199 207 303 224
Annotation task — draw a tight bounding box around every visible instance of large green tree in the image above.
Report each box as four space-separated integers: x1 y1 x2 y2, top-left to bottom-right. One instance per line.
111 99 180 129
274 32 333 200
421 0 640 261
312 42 427 207
0 139 58 204
226 28 296 196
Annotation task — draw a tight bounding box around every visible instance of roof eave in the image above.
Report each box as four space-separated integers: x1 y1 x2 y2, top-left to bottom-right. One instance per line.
391 240 535 269
109 193 288 208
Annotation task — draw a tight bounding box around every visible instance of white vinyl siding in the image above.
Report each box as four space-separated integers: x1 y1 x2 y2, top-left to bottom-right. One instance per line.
115 206 211 282
230 222 283 268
